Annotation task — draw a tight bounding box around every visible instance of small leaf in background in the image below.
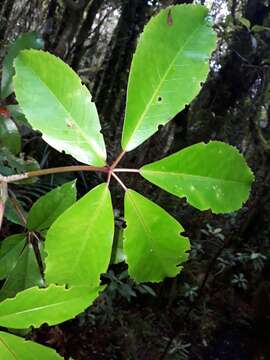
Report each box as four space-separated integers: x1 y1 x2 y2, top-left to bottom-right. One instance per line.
1 32 44 99
4 196 27 226
0 234 26 280
0 284 103 329
239 17 251 29
141 141 254 214
0 116 21 155
27 180 77 231
14 50 106 165
0 331 63 359
45 183 114 287
121 4 217 151
0 243 44 301
6 104 30 127
124 189 190 283
0 147 39 183
251 24 270 32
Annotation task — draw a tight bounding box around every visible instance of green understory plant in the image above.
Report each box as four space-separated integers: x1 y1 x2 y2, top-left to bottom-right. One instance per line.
0 4 254 358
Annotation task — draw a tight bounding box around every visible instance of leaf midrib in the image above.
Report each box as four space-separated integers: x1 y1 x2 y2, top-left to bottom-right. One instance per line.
127 191 167 274
142 169 249 185
125 17 205 148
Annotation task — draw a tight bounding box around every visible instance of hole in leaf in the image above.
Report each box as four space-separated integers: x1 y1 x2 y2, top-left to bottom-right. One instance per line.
157 96 163 103
122 221 127 229
158 124 163 131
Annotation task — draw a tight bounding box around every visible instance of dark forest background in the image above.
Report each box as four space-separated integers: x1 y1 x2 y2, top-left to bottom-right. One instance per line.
0 0 270 359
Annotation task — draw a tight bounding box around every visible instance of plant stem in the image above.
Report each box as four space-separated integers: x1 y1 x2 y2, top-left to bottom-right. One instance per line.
114 168 140 173
110 150 126 170
1 165 109 183
111 172 128 191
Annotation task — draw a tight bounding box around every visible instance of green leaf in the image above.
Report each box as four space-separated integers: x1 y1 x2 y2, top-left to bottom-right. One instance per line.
239 17 251 29
141 141 254 214
0 331 63 359
45 183 114 287
0 243 44 301
4 196 27 226
251 24 270 33
27 180 77 231
0 147 39 183
1 32 44 99
14 50 106 166
0 284 102 329
124 189 190 283
0 116 21 155
121 4 216 151
0 234 25 280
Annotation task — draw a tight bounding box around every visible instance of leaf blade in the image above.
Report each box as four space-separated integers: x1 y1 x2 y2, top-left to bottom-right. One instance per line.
0 331 63 359
0 285 101 329
141 141 254 213
14 50 106 165
26 180 77 231
121 4 216 151
45 183 114 287
124 189 190 283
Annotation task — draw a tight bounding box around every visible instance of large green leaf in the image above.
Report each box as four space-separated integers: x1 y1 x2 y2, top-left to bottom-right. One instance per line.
124 189 190 283
1 32 44 99
141 141 254 213
14 50 106 165
0 331 63 359
45 183 114 287
0 234 25 280
0 116 21 155
121 4 216 151
27 180 77 231
0 243 44 301
0 284 102 329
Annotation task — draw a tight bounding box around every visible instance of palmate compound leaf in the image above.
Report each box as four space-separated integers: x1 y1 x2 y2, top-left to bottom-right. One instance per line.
121 4 217 152
0 331 63 359
141 141 254 214
27 180 77 231
124 189 190 283
45 183 114 287
14 50 106 166
0 284 103 329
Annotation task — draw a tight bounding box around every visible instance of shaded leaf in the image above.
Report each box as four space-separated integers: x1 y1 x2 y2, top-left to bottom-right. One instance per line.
0 116 21 155
124 189 190 283
4 197 27 226
0 243 44 301
14 50 106 165
27 180 77 231
0 234 26 280
45 183 114 287
0 285 102 329
0 147 39 183
0 331 63 359
141 141 254 213
1 32 44 99
121 4 216 151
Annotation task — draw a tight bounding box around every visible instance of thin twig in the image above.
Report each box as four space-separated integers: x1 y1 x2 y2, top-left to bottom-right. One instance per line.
111 172 127 191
